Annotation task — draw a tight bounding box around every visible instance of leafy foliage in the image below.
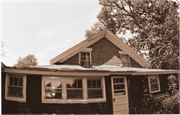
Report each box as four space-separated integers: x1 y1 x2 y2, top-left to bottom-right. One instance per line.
131 75 179 114
167 75 178 96
86 0 179 69
14 54 38 67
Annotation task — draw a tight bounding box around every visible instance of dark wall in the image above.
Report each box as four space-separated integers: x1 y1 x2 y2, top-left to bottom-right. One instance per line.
60 37 143 68
130 57 142 68
128 74 179 104
88 38 122 66
2 73 113 114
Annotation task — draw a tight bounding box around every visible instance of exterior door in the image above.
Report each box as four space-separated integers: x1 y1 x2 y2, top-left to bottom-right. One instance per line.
111 76 129 114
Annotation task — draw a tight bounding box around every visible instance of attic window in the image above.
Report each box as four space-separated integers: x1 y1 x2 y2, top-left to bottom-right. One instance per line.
119 51 131 67
79 48 92 68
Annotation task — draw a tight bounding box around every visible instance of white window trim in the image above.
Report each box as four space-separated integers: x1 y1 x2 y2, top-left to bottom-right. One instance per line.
42 76 106 103
79 48 92 67
148 75 161 93
5 74 27 102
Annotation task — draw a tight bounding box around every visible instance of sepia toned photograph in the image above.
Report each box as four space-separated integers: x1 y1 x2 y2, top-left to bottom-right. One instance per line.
1 0 179 114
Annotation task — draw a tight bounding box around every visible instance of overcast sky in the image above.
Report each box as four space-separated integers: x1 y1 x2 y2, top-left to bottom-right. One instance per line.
1 0 132 66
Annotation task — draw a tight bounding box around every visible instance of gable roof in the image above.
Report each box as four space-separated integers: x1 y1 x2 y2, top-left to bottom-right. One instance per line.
50 29 150 68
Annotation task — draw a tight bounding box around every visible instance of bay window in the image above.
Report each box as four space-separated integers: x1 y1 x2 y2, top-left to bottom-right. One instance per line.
42 76 106 103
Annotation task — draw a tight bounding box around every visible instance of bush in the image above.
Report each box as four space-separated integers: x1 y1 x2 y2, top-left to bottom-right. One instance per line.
131 75 179 114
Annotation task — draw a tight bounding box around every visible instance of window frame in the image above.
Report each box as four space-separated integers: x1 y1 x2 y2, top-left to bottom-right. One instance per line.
42 76 106 103
79 48 92 68
119 51 131 67
148 75 161 93
5 74 27 102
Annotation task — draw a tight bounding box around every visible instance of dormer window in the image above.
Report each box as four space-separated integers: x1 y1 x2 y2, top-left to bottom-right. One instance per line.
119 51 131 67
79 48 92 68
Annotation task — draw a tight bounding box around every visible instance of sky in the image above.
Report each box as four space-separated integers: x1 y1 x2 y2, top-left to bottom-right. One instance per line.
1 0 132 66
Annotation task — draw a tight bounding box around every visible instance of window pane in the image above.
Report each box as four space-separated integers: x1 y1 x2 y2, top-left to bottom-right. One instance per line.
45 78 62 89
19 78 23 86
8 86 22 97
151 84 159 91
88 89 102 98
114 90 125 96
150 76 158 83
45 89 62 99
114 84 125 90
77 80 82 88
67 90 83 99
14 78 18 86
87 80 91 88
66 78 82 88
97 80 101 88
92 80 96 88
9 77 13 85
121 55 128 62
113 78 124 83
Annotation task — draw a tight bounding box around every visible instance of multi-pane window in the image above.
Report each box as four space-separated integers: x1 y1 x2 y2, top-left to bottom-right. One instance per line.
5 74 26 102
120 54 131 67
148 75 161 93
113 78 126 96
87 79 102 98
42 76 106 103
66 78 83 99
8 77 23 97
45 78 62 99
80 52 91 68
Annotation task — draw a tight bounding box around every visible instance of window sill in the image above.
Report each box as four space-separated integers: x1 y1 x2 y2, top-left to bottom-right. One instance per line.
149 90 161 94
5 96 26 102
42 98 106 104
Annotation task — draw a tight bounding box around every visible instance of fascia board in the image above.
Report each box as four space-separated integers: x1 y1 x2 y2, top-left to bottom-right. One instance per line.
4 68 109 77
132 70 180 75
105 30 150 68
50 30 107 64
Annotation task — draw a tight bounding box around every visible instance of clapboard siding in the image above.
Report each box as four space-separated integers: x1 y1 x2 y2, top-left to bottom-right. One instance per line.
26 75 41 103
130 57 143 68
60 37 143 67
2 73 113 114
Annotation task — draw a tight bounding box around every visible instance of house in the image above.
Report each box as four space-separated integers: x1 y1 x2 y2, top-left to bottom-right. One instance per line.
1 30 179 114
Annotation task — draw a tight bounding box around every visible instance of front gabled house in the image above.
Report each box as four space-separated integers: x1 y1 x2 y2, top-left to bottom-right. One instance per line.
1 30 179 114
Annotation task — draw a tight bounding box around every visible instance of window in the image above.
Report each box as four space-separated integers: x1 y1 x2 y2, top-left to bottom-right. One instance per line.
45 77 62 99
66 78 83 99
113 78 126 96
5 74 27 102
120 54 131 67
148 75 161 93
42 76 106 103
119 51 131 67
80 52 91 68
87 79 103 98
79 48 92 68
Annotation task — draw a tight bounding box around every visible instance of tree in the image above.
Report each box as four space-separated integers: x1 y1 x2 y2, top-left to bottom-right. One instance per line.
86 0 179 69
14 54 38 67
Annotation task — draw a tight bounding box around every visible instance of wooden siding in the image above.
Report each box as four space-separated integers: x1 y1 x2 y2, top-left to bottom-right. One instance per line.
130 57 142 68
2 73 113 114
55 53 79 65
128 74 179 105
59 37 143 68
89 38 122 66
